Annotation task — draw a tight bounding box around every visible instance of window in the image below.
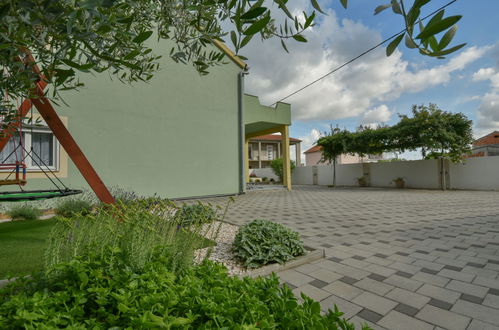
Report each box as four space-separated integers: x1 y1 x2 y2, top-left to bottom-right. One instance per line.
0 128 58 171
267 145 274 160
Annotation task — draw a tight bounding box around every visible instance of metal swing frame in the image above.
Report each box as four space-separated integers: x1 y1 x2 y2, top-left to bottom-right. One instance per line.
0 51 115 203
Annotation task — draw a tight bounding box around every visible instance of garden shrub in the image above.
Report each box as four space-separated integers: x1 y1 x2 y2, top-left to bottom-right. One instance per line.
7 205 43 221
45 199 209 274
54 199 92 218
175 203 218 227
0 251 362 329
270 158 296 182
233 219 306 268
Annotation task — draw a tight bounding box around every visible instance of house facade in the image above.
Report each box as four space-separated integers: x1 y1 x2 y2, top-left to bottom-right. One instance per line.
0 40 295 199
248 134 301 169
470 131 499 157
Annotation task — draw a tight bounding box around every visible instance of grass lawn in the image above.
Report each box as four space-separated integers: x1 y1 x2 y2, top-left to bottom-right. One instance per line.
0 219 215 280
0 219 56 279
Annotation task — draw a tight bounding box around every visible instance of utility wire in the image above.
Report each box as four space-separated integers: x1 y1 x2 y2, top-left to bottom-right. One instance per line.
270 0 458 106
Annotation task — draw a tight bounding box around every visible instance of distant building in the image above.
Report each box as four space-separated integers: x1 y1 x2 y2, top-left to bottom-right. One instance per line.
248 134 301 169
303 145 393 166
470 131 499 157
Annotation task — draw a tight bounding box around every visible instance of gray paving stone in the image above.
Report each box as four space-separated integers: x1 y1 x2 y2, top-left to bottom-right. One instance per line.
357 308 384 324
461 293 484 304
483 293 499 309
292 284 331 302
384 274 423 292
320 294 363 319
451 299 499 325
385 287 431 309
428 298 453 310
308 269 343 283
439 268 476 282
323 281 363 300
474 276 499 290
446 279 489 298
417 283 461 303
355 278 394 296
277 269 314 287
412 271 449 287
378 310 433 330
393 303 419 317
415 305 471 330
350 315 388 330
467 319 499 330
352 292 398 315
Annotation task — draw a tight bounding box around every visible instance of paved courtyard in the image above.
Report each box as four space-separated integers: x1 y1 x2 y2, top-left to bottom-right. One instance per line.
201 185 499 330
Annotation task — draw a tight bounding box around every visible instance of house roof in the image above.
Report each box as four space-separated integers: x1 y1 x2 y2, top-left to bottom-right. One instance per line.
249 134 301 143
212 40 247 70
473 130 499 147
304 145 321 154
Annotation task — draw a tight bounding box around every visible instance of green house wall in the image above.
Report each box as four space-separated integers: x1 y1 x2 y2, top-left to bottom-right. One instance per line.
14 40 243 199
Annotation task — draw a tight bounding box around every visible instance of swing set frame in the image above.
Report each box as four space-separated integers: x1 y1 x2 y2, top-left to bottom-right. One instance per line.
0 51 115 204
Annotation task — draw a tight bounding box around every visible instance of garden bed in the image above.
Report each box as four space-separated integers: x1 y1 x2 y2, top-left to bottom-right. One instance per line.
196 221 324 277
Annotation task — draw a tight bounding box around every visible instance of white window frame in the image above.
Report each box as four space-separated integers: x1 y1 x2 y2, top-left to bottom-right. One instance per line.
0 127 59 172
267 145 274 161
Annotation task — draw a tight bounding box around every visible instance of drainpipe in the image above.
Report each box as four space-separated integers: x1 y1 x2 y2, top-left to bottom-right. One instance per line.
238 70 248 194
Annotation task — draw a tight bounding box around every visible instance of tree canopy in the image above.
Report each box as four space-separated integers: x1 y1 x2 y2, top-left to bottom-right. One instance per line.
317 104 473 163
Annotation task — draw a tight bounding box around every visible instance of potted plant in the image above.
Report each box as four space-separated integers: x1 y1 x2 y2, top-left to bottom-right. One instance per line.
357 176 367 187
393 177 405 188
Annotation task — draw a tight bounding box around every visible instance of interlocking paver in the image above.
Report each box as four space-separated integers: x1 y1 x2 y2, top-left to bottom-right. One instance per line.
417 283 461 303
385 287 431 309
378 310 433 330
323 280 363 300
197 186 499 329
415 305 471 330
292 284 331 302
467 319 499 330
446 280 489 298
451 300 499 325
352 292 398 315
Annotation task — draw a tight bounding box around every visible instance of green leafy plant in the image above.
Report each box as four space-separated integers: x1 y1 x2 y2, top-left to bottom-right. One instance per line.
175 203 218 227
233 219 305 268
45 199 213 274
7 205 43 221
357 176 368 187
270 158 296 183
393 177 405 188
0 253 364 329
54 199 93 218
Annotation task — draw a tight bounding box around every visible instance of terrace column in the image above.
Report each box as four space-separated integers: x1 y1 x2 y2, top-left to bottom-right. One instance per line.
295 142 301 166
277 142 281 158
281 125 291 191
258 141 262 168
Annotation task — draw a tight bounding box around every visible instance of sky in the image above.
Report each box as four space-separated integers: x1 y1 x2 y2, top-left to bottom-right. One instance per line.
241 0 499 162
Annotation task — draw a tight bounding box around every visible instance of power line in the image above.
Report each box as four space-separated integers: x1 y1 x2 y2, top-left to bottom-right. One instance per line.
270 0 458 106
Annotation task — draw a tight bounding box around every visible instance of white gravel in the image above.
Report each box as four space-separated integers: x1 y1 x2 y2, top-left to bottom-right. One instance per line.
194 221 251 276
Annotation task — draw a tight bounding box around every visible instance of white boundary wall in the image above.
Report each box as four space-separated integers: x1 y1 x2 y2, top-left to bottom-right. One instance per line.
370 159 440 189
292 156 499 191
449 157 499 190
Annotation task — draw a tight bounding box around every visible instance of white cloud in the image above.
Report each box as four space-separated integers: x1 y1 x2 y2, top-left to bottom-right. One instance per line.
297 128 322 163
361 104 392 125
476 93 499 135
242 8 489 123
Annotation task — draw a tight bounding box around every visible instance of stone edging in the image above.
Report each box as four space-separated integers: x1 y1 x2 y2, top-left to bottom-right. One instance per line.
244 247 325 278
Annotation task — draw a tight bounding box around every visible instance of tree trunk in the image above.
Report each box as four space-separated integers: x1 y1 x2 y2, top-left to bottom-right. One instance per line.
333 158 337 187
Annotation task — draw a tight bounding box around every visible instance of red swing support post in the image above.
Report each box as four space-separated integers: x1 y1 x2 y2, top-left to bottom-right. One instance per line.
0 53 115 204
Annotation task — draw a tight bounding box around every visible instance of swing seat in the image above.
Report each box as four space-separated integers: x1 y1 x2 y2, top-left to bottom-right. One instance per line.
0 189 82 202
0 179 27 186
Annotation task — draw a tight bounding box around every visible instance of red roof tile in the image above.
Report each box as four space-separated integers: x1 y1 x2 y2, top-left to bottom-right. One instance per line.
304 145 321 154
473 131 499 147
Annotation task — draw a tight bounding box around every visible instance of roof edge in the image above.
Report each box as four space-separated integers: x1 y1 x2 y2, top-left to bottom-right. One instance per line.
212 39 248 70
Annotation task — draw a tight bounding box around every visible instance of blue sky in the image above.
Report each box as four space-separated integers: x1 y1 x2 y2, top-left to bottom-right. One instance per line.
243 0 499 161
